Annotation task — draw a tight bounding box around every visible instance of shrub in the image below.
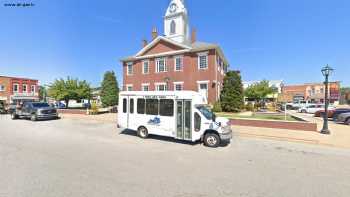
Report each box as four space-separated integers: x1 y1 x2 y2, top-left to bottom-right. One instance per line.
212 101 222 112
245 103 254 111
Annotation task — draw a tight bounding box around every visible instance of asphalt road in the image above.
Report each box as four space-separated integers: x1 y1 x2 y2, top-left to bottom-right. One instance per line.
1 114 350 197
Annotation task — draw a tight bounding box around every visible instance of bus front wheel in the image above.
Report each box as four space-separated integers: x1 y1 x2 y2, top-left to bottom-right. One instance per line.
137 126 149 139
204 133 220 148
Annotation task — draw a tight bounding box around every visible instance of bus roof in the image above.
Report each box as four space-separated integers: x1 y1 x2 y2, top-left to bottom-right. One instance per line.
119 91 207 103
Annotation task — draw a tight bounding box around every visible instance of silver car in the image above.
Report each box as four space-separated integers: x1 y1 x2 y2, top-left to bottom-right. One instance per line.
336 112 350 125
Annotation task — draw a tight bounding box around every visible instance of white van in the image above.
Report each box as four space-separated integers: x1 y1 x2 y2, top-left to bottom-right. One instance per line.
117 91 232 147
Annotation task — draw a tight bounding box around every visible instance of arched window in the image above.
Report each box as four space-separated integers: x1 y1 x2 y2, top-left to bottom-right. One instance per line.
170 20 176 34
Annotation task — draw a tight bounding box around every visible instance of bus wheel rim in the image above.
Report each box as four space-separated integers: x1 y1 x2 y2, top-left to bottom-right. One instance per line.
207 136 217 145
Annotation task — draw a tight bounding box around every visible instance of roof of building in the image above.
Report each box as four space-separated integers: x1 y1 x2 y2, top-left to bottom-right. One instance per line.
0 75 38 81
120 36 228 65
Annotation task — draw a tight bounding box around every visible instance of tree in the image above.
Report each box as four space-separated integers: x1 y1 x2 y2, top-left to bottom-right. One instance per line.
220 71 244 112
39 86 47 101
244 80 276 107
100 71 119 107
48 77 91 108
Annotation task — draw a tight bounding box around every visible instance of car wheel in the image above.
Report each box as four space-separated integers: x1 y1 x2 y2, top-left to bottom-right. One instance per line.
204 133 221 148
11 113 18 120
31 114 37 121
137 126 148 139
346 118 350 125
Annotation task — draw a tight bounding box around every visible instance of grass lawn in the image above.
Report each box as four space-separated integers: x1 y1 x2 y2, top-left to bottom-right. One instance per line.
216 112 298 122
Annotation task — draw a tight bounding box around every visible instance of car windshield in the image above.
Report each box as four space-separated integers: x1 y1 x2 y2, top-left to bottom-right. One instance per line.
196 105 214 120
32 103 50 108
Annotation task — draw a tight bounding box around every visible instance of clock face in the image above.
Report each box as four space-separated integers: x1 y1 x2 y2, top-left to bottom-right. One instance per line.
170 3 177 13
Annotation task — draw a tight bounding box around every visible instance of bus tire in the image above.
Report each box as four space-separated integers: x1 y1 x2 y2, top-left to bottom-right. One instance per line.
204 133 220 148
137 126 148 139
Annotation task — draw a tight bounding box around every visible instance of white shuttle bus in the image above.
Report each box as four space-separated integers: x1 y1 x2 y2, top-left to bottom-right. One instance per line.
117 91 232 147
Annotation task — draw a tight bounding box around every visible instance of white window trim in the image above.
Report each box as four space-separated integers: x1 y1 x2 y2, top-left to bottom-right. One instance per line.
174 55 183 71
13 83 19 93
196 80 210 84
142 60 150 74
156 57 167 73
0 85 5 91
155 82 167 91
126 84 133 91
22 84 28 93
127 62 133 76
141 83 150 91
197 51 209 70
173 82 184 91
31 85 35 93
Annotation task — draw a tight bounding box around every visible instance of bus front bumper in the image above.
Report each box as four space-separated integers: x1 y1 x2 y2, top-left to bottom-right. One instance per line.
220 127 233 141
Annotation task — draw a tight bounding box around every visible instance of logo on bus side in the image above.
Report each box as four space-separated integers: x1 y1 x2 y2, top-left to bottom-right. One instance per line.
148 117 161 125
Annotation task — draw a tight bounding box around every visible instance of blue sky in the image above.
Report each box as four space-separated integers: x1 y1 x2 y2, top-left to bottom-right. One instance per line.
0 0 349 87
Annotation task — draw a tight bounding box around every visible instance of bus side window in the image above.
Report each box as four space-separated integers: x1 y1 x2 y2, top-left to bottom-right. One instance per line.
146 99 159 115
123 98 127 113
194 112 201 132
137 99 145 114
159 99 174 116
130 99 134 114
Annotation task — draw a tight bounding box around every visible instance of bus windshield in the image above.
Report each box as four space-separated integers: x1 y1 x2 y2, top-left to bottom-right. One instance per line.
196 105 214 120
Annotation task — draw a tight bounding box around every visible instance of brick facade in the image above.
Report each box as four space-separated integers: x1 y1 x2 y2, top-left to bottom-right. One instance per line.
0 76 39 105
122 41 227 104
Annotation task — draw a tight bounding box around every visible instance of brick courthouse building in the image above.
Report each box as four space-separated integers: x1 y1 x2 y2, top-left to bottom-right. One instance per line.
121 0 229 104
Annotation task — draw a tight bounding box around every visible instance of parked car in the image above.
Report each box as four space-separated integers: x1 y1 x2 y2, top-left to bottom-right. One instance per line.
336 112 350 125
11 102 59 121
315 109 335 118
298 104 335 114
331 108 350 121
6 103 17 114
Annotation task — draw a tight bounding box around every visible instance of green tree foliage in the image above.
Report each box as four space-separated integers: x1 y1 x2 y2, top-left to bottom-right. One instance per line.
244 80 277 105
220 71 244 112
39 86 47 101
48 77 91 108
100 71 119 107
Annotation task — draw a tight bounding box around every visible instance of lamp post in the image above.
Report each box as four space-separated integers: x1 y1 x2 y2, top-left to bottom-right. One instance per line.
320 64 334 134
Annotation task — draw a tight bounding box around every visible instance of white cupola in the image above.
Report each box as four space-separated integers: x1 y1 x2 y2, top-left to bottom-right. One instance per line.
164 0 190 44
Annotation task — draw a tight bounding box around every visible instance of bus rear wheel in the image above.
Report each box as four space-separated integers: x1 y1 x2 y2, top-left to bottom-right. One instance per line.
137 126 148 139
204 133 220 148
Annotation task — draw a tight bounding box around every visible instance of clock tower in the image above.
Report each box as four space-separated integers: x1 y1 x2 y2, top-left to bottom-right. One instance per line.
164 0 190 44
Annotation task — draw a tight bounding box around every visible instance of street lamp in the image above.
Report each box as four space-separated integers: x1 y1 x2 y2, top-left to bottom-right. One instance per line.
320 64 334 134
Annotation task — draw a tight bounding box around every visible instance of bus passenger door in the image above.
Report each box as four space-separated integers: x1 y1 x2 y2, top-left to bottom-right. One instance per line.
175 100 192 140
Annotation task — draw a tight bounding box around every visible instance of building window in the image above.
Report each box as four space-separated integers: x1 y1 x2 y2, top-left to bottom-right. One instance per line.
127 62 133 75
156 58 167 73
142 60 149 74
174 56 183 71
155 83 167 91
170 20 176 34
142 84 149 91
23 84 28 92
31 85 35 93
174 82 184 91
198 52 208 69
0 85 5 91
13 84 19 93
126 84 133 91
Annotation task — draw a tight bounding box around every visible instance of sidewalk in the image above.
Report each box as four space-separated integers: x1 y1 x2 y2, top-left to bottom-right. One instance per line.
60 113 117 123
233 113 350 149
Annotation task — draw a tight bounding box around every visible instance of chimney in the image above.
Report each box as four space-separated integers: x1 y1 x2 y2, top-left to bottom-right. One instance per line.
191 28 197 43
152 27 158 40
142 39 148 48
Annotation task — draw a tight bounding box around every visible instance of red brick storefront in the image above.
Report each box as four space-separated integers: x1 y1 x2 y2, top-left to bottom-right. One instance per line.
0 76 39 105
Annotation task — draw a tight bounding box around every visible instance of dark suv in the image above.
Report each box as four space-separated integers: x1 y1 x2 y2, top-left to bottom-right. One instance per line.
11 102 59 121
